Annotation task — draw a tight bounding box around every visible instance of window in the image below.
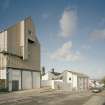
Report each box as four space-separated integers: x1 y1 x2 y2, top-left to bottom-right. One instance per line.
28 30 32 35
69 77 71 80
60 76 63 80
28 39 34 43
52 78 54 80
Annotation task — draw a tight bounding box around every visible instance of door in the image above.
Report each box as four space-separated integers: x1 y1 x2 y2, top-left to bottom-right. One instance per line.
12 80 19 91
33 72 40 88
22 71 32 89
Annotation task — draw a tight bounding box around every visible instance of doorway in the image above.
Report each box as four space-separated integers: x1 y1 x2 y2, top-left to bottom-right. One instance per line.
12 80 19 91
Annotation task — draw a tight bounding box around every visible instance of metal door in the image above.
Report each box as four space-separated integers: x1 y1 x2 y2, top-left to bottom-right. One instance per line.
12 80 19 91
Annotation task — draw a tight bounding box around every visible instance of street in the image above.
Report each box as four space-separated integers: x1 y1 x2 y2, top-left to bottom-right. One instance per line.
0 89 103 105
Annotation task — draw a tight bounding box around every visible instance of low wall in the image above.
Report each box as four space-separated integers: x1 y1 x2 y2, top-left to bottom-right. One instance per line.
41 80 53 88
53 80 63 89
41 80 71 90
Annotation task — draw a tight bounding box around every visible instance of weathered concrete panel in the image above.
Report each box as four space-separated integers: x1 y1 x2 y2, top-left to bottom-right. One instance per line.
22 71 32 89
33 72 40 88
12 70 21 90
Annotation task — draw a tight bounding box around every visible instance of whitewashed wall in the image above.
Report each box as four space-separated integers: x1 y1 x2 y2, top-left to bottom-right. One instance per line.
41 80 63 89
41 80 53 88
66 72 78 90
72 74 77 90
67 72 72 83
54 80 63 89
42 73 48 80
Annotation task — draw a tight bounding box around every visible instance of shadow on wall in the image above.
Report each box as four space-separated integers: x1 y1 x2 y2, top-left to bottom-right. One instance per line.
103 103 105 105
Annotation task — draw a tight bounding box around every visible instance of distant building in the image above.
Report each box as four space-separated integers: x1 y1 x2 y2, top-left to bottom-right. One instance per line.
61 70 89 91
0 17 40 91
42 70 89 91
42 71 61 80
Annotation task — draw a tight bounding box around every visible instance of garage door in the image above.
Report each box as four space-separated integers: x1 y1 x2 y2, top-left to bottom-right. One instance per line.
22 71 32 89
12 80 19 91
12 70 21 90
33 72 40 88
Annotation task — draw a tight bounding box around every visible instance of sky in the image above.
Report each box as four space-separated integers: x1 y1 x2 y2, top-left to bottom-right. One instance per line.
0 0 105 79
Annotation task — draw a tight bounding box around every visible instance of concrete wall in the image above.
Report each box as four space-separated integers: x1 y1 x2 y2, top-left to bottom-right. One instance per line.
41 80 53 88
12 70 21 90
0 31 7 52
0 17 41 91
0 17 40 72
33 72 40 88
6 18 40 71
0 68 6 79
41 80 63 89
8 68 22 91
0 54 7 70
7 68 40 91
22 71 32 89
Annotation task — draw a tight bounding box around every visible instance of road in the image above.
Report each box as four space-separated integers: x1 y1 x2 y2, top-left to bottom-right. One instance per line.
84 90 105 105
0 89 104 105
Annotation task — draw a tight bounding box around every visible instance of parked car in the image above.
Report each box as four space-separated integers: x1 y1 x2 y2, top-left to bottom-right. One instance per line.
92 87 102 93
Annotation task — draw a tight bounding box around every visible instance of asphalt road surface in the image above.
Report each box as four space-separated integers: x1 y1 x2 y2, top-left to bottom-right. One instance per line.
83 90 105 105
0 89 104 105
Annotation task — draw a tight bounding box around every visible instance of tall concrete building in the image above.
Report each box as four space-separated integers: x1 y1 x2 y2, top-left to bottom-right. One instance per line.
0 17 40 91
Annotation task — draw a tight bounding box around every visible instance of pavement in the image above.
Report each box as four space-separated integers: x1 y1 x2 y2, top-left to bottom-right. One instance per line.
0 88 104 105
83 90 105 105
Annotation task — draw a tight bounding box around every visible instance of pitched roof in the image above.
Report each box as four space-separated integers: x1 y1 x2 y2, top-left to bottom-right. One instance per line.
50 71 61 76
66 70 89 78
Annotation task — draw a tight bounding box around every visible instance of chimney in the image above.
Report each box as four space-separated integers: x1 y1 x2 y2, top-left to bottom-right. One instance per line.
41 66 45 76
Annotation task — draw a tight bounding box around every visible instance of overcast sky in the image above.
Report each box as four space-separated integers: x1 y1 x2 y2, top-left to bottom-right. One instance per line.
0 0 105 79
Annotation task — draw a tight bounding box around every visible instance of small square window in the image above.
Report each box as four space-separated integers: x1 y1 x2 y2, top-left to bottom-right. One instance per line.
60 76 63 80
28 30 32 35
69 77 71 80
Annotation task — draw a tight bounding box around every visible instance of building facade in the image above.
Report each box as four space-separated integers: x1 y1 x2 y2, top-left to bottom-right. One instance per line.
42 71 61 80
0 17 40 91
60 70 89 91
42 70 89 91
